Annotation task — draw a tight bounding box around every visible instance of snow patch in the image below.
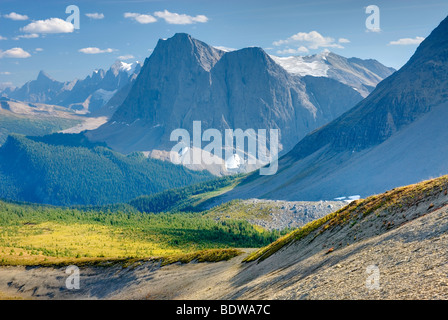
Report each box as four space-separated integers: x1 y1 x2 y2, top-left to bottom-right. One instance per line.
270 55 329 77
225 154 243 170
92 89 117 103
334 195 361 202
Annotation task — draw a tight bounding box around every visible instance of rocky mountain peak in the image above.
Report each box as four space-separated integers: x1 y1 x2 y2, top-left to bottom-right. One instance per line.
36 70 56 82
152 33 224 72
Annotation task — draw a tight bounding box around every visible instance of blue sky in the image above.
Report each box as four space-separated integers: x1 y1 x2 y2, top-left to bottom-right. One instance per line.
1 0 448 88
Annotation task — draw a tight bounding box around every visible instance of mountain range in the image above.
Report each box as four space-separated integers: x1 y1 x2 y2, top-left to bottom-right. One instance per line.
270 50 395 97
86 34 394 159
2 60 142 115
0 33 398 204
214 15 448 202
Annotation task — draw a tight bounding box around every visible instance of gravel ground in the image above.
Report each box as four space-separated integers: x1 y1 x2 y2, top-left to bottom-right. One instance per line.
242 199 346 231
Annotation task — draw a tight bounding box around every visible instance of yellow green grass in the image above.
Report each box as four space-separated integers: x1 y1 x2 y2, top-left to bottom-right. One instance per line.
0 199 278 267
0 222 182 262
0 291 26 300
188 181 242 209
0 219 254 266
204 199 275 222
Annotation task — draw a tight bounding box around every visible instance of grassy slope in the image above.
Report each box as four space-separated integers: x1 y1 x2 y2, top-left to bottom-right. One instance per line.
204 200 275 223
244 175 448 262
0 112 81 145
128 174 244 213
0 199 278 267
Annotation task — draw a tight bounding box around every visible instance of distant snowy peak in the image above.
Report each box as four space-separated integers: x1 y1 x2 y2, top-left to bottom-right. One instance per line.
110 60 141 76
270 51 395 97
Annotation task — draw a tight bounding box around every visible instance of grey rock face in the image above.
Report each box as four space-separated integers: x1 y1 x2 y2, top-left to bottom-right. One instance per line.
89 33 384 156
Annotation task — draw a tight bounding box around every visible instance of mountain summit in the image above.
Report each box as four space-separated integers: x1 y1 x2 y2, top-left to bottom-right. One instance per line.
88 33 393 159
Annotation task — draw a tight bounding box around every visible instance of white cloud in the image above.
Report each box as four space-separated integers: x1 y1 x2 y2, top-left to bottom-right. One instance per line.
154 10 208 25
124 12 157 24
273 31 344 50
213 46 236 52
35 48 44 52
117 54 135 60
0 82 14 90
0 47 31 58
86 13 104 20
4 12 28 21
0 35 7 40
79 47 117 54
22 18 74 34
0 71 11 75
13 33 39 40
389 36 425 46
338 38 350 44
276 46 309 55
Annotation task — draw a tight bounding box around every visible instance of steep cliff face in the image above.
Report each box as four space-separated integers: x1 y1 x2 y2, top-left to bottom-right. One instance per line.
88 33 368 156
215 15 448 201
110 33 224 131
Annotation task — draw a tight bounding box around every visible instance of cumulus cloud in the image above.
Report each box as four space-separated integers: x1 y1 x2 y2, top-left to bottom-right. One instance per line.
22 18 74 34
4 12 28 21
0 35 7 40
117 54 135 60
124 12 157 24
389 36 425 46
338 38 350 44
0 47 31 58
85 13 104 20
78 47 117 54
273 31 344 50
154 10 208 25
276 46 309 55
